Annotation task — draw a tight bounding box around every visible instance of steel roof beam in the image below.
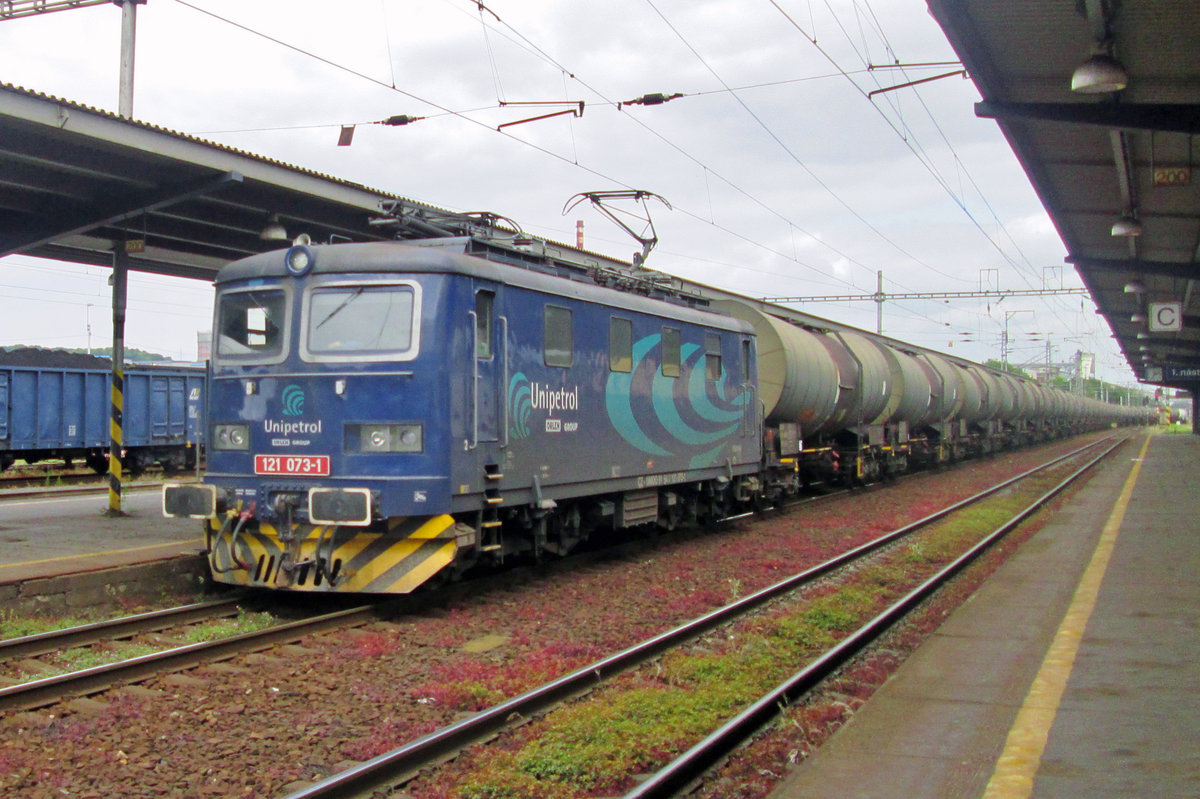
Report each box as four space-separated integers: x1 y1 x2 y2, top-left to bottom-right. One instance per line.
0 171 242 257
1068 256 1199 279
976 102 1200 135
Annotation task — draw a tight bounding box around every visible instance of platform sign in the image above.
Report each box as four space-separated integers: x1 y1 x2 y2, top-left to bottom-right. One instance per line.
1164 366 1200 382
1153 166 1191 187
1148 302 1182 332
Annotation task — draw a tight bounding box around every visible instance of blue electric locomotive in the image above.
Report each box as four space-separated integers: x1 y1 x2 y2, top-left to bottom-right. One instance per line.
164 237 760 592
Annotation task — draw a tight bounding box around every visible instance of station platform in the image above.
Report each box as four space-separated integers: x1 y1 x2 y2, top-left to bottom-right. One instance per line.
769 429 1200 798
0 484 207 613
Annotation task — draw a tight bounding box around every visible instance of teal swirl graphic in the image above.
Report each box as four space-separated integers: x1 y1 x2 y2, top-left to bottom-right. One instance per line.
606 334 747 465
508 372 532 440
281 384 305 416
606 337 672 455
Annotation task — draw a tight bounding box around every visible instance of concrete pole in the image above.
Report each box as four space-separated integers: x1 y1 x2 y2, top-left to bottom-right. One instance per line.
874 270 884 334
118 0 138 119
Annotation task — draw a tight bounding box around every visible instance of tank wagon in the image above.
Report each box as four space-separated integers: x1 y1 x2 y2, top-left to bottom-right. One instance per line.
0 348 205 474
162 235 1148 594
716 302 1146 489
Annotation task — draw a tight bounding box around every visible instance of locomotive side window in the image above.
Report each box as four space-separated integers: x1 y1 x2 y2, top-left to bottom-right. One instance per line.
609 317 632 373
475 291 494 359
217 290 286 359
544 305 573 367
742 339 752 382
307 285 415 355
662 327 681 377
705 333 722 381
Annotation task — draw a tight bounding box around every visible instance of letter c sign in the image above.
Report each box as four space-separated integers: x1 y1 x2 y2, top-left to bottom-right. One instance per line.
1148 302 1182 332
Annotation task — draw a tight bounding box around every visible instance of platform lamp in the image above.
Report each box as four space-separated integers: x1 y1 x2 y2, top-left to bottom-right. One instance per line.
1071 47 1129 94
260 214 288 242
1112 214 1143 237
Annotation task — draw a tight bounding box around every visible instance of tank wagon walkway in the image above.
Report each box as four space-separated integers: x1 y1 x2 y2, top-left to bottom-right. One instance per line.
769 430 1200 798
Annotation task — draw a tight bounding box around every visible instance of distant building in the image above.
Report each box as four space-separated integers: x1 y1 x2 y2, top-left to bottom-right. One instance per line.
197 331 212 361
1030 365 1060 383
1075 351 1095 380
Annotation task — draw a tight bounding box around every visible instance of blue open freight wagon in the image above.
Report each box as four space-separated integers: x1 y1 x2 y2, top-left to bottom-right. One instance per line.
0 348 205 474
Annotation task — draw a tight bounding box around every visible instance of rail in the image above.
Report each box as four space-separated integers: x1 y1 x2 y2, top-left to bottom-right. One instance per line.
284 435 1120 799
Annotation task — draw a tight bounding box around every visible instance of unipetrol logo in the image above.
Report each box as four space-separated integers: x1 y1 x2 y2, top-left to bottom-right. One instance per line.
508 374 581 439
281 384 306 416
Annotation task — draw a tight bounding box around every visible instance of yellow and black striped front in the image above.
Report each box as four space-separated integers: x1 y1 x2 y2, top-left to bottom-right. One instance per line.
207 514 459 593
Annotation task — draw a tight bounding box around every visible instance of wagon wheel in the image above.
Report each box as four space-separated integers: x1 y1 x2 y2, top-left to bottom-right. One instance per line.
85 452 109 475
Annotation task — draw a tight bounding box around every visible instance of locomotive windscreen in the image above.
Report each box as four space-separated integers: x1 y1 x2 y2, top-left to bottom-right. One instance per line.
307 284 416 355
217 289 287 359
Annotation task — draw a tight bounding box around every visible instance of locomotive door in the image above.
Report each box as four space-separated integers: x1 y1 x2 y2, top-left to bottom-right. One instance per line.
0 372 7 442
471 285 502 444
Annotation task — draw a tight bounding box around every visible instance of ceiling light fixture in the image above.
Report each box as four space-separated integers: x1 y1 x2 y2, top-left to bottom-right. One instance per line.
1071 52 1129 94
1124 280 1146 294
259 214 288 242
1131 313 1147 323
1112 215 1143 237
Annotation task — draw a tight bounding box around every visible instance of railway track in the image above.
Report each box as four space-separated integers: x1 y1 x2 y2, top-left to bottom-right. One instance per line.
0 597 246 662
281 434 1126 799
0 597 409 713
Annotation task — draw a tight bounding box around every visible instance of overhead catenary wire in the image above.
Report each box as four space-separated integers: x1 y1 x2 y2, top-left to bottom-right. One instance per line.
173 0 891 298
644 0 968 290
169 0 1097 356
770 0 1080 335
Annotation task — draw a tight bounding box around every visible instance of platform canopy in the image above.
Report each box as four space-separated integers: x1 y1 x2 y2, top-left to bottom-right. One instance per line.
928 0 1200 390
0 82 480 281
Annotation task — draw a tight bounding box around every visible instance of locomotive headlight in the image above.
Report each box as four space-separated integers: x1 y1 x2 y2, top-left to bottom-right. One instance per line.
214 424 250 451
284 244 315 276
347 423 422 453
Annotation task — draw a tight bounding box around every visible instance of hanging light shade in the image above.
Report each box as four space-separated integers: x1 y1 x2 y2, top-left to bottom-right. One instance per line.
1071 53 1129 93
1123 280 1146 294
1112 215 1143 237
260 214 288 242
1131 313 1147 323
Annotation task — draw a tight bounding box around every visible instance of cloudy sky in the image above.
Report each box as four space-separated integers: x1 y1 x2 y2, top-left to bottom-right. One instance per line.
0 0 1136 383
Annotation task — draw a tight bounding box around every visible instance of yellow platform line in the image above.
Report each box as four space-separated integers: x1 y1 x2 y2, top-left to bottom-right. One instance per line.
0 538 205 570
983 432 1152 798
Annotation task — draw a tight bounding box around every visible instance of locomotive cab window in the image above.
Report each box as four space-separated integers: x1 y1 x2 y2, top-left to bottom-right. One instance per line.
544 305 573 367
303 281 420 362
609 317 632 373
216 289 287 361
662 327 681 377
705 333 722 381
742 339 752 382
475 291 494 359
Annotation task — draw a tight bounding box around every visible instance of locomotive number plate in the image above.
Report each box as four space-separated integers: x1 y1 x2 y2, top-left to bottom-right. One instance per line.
254 455 330 476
